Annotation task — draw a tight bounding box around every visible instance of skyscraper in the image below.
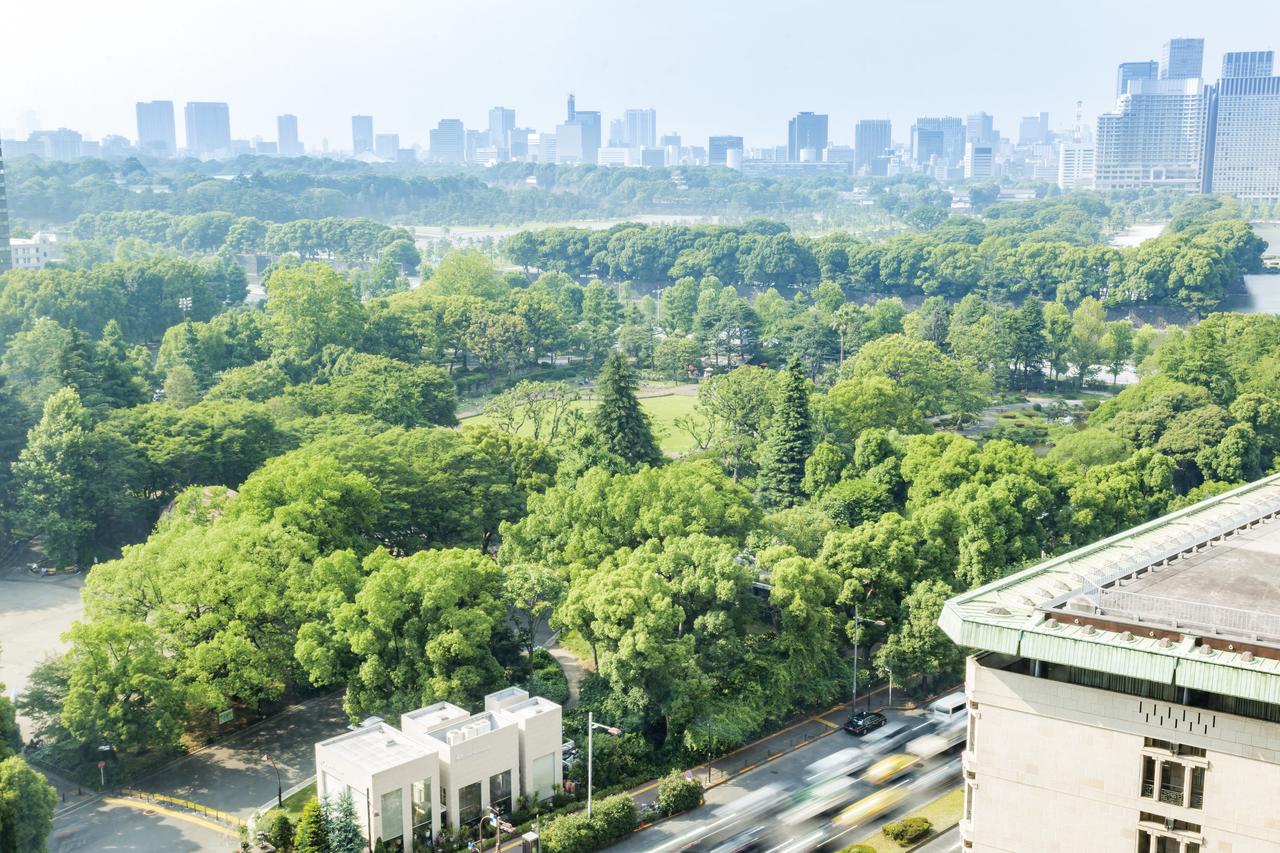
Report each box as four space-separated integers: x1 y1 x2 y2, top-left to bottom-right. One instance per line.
624 108 657 149
854 119 892 172
1095 77 1206 191
428 119 465 163
489 107 515 159
963 143 994 179
708 136 744 166
912 117 964 165
1058 142 1096 190
277 114 303 157
1017 112 1050 146
352 116 374 155
566 93 576 122
787 112 828 161
1203 73 1280 200
1116 60 1159 96
184 102 231 157
965 112 997 146
135 100 176 157
1222 51 1275 79
375 134 400 160
1160 37 1205 80
0 140 11 274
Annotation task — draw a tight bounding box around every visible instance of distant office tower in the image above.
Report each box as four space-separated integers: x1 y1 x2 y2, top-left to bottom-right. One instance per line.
375 134 399 160
429 119 465 163
1222 51 1274 79
352 116 374 155
465 129 490 162
489 107 515 158
1018 112 1050 146
1095 78 1206 191
1116 61 1159 96
556 102 600 164
788 112 828 161
608 119 627 147
135 100 176 157
659 132 681 148
965 112 997 146
1058 142 1096 190
912 117 964 165
854 119 892 172
1204 73 1280 199
184 102 231 156
29 129 83 161
708 135 744 165
1160 37 1205 80
624 108 657 149
567 93 576 121
509 128 532 159
964 143 994 179
0 140 10 274
277 115 303 157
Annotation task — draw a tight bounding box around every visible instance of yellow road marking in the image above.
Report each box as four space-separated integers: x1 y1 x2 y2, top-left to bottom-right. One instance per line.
815 717 841 729
103 797 234 836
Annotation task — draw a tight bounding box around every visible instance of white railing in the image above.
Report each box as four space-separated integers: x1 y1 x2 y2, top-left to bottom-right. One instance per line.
1084 580 1280 640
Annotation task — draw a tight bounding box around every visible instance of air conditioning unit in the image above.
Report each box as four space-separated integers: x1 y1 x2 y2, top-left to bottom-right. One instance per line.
447 729 465 746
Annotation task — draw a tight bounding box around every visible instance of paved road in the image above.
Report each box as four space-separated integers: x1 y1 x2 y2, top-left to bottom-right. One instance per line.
916 826 961 852
49 798 234 853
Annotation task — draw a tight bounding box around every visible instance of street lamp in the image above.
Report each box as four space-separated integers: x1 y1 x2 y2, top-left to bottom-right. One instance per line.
586 711 621 819
262 754 282 808
851 604 885 711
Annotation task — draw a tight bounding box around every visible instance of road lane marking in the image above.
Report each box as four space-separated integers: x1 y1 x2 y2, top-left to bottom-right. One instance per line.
101 797 234 836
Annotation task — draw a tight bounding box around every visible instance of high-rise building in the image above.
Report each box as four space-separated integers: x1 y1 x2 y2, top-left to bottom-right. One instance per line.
184 102 231 157
1203 73 1280 200
854 119 892 172
375 134 400 160
1117 60 1159 96
0 140 10 274
965 112 997 146
428 119 465 164
1096 78 1206 192
624 108 657 149
1222 50 1275 79
135 100 176 157
352 116 374 156
1018 112 1051 146
1058 142 1096 190
566 93 576 122
912 117 964 165
787 112 828 161
940 474 1280 853
608 119 627 148
277 115 303 157
509 128 532 160
489 107 515 159
29 129 83 161
1161 37 1205 80
963 142 994 179
708 135 744 166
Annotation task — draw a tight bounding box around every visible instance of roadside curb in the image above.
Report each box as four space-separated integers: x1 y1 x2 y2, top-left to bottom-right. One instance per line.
906 819 961 851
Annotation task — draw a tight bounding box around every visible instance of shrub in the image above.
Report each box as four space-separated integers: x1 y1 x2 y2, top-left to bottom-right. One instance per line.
839 846 877 853
883 815 932 846
656 772 703 816
540 811 598 853
264 811 295 852
592 793 639 842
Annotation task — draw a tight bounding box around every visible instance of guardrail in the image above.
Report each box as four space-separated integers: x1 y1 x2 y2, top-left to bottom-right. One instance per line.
118 788 246 829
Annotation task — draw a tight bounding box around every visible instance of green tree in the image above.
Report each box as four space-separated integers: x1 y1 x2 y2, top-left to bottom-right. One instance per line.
265 811 296 853
592 353 662 470
874 579 965 686
328 790 363 853
263 263 365 362
294 797 330 853
755 359 813 510
1101 320 1135 385
504 563 567 657
163 364 201 409
0 756 57 853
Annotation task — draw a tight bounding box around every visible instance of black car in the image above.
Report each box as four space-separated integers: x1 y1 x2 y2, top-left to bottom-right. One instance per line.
843 710 888 736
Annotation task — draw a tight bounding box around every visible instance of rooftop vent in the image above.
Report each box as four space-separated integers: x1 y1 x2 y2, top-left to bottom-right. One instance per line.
1120 631 1134 642
988 606 1011 616
1242 651 1256 663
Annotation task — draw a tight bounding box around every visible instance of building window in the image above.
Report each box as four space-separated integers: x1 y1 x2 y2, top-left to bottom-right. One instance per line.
381 788 404 849
1159 761 1184 807
489 769 513 816
412 780 432 847
532 753 555 801
458 781 482 825
1141 756 1156 798
1188 766 1205 809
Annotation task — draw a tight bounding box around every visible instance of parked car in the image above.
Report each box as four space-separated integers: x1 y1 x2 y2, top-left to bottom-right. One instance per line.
842 710 887 736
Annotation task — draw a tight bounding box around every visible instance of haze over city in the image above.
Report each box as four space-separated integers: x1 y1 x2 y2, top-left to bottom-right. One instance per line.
8 0 1280 148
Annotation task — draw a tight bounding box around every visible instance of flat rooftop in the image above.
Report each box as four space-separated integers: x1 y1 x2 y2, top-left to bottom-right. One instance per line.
317 723 432 774
941 474 1280 705
429 710 512 744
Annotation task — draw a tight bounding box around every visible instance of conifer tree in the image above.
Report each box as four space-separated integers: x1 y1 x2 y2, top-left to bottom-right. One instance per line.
293 797 329 853
592 352 662 470
756 359 812 509
328 790 363 853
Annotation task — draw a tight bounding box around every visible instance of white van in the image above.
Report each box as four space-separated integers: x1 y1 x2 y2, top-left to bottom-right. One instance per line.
929 691 968 724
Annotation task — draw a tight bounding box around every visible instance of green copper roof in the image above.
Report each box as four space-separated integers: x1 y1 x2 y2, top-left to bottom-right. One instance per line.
939 473 1280 704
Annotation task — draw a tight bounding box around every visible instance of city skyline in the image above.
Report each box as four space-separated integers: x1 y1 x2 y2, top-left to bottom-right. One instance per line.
6 0 1280 152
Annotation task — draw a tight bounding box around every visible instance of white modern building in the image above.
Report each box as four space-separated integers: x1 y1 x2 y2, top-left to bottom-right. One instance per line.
1204 75 1280 201
941 475 1280 853
1058 142 1097 190
1095 77 1206 192
9 232 63 270
315 687 562 851
963 143 994 179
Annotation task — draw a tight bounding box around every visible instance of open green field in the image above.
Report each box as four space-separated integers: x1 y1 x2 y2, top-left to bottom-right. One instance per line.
460 392 700 456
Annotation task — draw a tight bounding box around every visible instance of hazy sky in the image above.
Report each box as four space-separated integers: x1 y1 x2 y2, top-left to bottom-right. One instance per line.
7 0 1280 152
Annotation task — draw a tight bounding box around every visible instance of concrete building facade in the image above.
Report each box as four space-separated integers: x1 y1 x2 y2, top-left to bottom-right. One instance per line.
941 475 1280 853
1095 78 1206 192
136 101 176 157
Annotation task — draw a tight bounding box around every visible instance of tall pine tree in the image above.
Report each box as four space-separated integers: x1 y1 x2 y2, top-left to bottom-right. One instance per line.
328 790 363 853
756 359 812 510
592 353 662 470
293 797 329 853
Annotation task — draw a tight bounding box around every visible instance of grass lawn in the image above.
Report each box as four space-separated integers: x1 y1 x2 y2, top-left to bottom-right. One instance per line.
261 781 317 825
460 392 700 456
847 786 965 852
